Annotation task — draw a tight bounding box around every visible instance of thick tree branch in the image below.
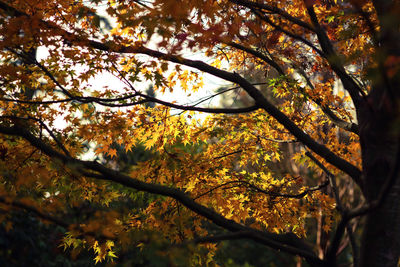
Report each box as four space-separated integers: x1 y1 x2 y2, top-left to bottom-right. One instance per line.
229 42 359 134
304 2 364 108
0 124 324 265
229 0 316 32
0 0 362 184
74 39 362 183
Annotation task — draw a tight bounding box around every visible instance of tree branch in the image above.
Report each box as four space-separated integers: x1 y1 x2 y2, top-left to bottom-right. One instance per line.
227 42 285 75
0 115 70 157
136 92 259 114
249 9 325 56
195 179 329 201
0 92 257 114
77 40 362 183
294 66 359 135
228 41 359 134
0 0 362 185
0 123 324 265
306 150 360 265
229 0 316 32
303 2 364 108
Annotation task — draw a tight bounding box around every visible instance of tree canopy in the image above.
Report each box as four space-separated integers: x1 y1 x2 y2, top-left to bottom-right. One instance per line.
0 0 399 266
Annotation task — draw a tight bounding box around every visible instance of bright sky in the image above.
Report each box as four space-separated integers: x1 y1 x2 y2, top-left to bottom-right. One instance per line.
88 1 230 108
37 45 231 110
34 1 241 151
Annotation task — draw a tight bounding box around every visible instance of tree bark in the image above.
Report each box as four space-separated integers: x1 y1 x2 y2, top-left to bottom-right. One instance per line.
357 2 400 265
358 88 400 266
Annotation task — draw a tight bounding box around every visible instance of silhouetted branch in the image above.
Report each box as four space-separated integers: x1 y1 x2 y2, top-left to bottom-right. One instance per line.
0 123 324 265
0 0 362 185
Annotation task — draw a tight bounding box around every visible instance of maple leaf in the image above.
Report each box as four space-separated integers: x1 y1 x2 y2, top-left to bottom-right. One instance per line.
0 0 398 266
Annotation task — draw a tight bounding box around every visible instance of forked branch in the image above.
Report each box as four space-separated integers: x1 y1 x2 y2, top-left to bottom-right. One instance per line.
0 123 324 265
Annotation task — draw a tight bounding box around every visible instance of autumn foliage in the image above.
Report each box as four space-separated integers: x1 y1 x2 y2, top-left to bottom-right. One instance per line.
0 0 399 266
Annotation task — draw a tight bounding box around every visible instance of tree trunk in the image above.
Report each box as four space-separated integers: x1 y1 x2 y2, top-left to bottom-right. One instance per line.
360 183 400 267
357 2 400 265
358 87 400 266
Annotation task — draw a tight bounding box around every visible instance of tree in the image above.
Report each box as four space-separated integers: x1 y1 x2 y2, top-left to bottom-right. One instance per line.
0 0 398 266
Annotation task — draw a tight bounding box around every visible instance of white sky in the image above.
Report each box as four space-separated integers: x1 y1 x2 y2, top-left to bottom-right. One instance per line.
34 1 240 156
